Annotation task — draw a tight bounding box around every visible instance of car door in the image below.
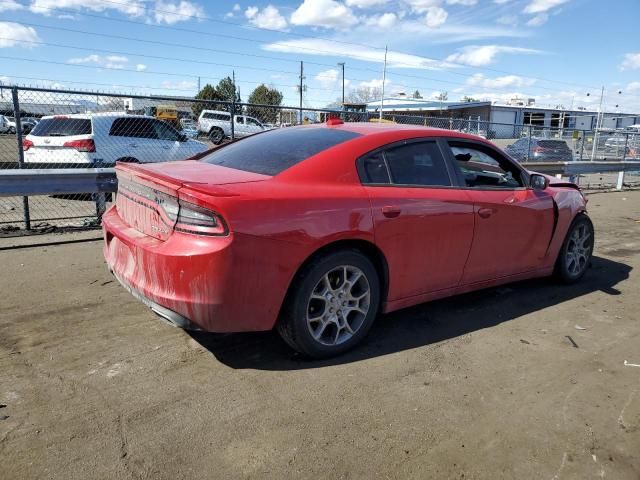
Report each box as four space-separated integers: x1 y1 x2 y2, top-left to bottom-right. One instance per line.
244 116 264 136
151 119 192 161
359 139 475 301
443 140 555 284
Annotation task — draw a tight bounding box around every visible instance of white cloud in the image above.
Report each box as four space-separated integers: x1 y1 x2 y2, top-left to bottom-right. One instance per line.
291 0 359 29
626 81 640 92
359 77 390 89
153 1 205 24
67 54 129 69
424 6 448 27
493 0 511 3
245 5 288 30
496 15 518 25
620 53 640 71
363 12 397 28
446 0 477 5
403 0 442 14
526 13 548 26
0 22 40 48
0 0 23 12
523 0 570 14
314 68 351 89
345 0 390 6
136 63 148 71
161 80 197 89
467 73 536 88
446 44 543 66
30 0 146 17
264 38 456 70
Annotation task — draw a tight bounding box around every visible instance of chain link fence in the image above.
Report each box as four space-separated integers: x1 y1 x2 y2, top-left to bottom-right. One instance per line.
1 86 639 235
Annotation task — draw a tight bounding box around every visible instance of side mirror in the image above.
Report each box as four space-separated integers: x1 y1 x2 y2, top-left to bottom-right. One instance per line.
530 173 548 190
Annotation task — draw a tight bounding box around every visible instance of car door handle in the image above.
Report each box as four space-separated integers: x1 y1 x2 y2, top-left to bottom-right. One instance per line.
478 207 496 218
128 143 138 148
161 145 170 149
382 206 401 218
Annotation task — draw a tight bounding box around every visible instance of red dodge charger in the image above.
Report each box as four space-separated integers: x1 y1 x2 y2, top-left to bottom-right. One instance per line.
103 120 593 358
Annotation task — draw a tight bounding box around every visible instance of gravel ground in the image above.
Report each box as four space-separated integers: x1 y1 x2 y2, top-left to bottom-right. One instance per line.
0 191 639 480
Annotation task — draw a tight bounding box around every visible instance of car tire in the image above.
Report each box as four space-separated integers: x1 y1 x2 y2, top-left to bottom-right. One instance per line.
554 213 594 284
8 127 15 134
209 128 225 145
277 249 380 358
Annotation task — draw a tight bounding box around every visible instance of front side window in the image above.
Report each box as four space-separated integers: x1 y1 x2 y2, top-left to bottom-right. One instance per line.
246 117 262 127
449 142 524 189
153 120 181 141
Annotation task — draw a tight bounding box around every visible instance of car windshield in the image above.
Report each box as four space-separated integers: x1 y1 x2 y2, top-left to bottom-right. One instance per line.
30 118 92 137
201 127 361 175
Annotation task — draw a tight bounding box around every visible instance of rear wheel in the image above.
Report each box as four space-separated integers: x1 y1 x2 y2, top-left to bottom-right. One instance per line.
277 250 380 358
209 128 225 145
554 214 594 283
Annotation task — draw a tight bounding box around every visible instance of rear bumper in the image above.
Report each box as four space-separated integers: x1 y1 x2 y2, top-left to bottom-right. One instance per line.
102 205 296 333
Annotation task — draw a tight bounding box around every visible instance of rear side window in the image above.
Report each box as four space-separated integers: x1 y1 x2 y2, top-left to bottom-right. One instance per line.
30 118 92 137
202 112 229 121
202 127 361 175
385 141 452 186
109 118 157 139
538 140 569 149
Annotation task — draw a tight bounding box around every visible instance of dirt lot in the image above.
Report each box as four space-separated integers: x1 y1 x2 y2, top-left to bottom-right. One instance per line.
1 191 639 480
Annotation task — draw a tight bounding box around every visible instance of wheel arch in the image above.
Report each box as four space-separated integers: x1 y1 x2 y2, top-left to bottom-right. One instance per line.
278 238 390 322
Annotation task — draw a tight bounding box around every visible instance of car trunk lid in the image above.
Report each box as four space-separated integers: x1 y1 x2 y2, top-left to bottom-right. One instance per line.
115 161 269 240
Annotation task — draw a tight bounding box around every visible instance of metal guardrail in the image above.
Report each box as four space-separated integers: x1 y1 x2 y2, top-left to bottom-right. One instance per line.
0 168 117 196
521 161 640 175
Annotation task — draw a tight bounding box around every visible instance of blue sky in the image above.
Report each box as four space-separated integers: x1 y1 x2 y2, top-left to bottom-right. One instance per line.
1 0 640 112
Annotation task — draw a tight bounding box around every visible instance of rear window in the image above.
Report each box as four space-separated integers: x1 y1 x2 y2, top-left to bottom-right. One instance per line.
538 140 569 149
202 127 362 175
30 118 92 137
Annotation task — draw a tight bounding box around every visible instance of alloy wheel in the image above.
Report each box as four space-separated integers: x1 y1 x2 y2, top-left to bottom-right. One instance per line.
566 223 592 276
306 265 371 346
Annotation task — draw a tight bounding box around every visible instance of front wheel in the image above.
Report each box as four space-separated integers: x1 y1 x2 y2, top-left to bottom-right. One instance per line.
209 128 225 145
277 250 380 358
555 214 594 283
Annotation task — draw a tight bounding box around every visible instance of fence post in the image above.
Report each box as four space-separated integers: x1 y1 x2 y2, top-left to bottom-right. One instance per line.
616 171 625 190
11 87 31 231
230 100 235 141
622 133 628 162
526 125 532 162
579 132 585 161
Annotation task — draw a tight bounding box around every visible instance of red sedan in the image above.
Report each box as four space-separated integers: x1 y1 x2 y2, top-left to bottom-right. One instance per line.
103 120 593 358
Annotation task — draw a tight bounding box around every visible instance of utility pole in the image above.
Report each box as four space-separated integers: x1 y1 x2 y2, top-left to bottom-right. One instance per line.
197 76 201 93
590 86 604 161
337 62 345 107
299 61 305 124
379 46 387 121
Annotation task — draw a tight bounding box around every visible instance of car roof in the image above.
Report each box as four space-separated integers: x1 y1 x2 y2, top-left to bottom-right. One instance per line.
40 112 149 120
295 121 491 143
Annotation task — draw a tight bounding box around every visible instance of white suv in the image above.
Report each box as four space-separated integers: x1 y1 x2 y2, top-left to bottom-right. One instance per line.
197 110 265 144
23 113 208 165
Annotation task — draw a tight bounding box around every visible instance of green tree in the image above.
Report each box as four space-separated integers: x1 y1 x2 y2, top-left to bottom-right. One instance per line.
412 90 423 99
461 95 480 103
192 84 221 118
247 84 284 123
216 76 241 113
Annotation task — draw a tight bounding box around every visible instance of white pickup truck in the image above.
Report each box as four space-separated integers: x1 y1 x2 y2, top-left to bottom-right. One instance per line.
197 110 265 144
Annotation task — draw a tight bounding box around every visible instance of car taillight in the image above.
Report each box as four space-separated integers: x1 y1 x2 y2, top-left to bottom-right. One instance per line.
22 139 33 151
63 139 96 152
158 197 227 236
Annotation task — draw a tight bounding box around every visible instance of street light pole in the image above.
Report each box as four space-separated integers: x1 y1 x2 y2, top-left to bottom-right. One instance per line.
337 62 345 107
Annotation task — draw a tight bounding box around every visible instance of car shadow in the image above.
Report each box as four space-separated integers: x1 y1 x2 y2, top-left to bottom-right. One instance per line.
188 256 631 370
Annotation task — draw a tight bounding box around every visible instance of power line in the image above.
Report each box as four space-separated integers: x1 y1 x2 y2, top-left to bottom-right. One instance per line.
2 2 604 91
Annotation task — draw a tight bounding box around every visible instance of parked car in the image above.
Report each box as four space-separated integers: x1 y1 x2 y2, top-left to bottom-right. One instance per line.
197 110 265 144
603 134 640 158
6 116 36 134
504 138 574 162
23 113 208 164
103 120 593 358
0 115 10 134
